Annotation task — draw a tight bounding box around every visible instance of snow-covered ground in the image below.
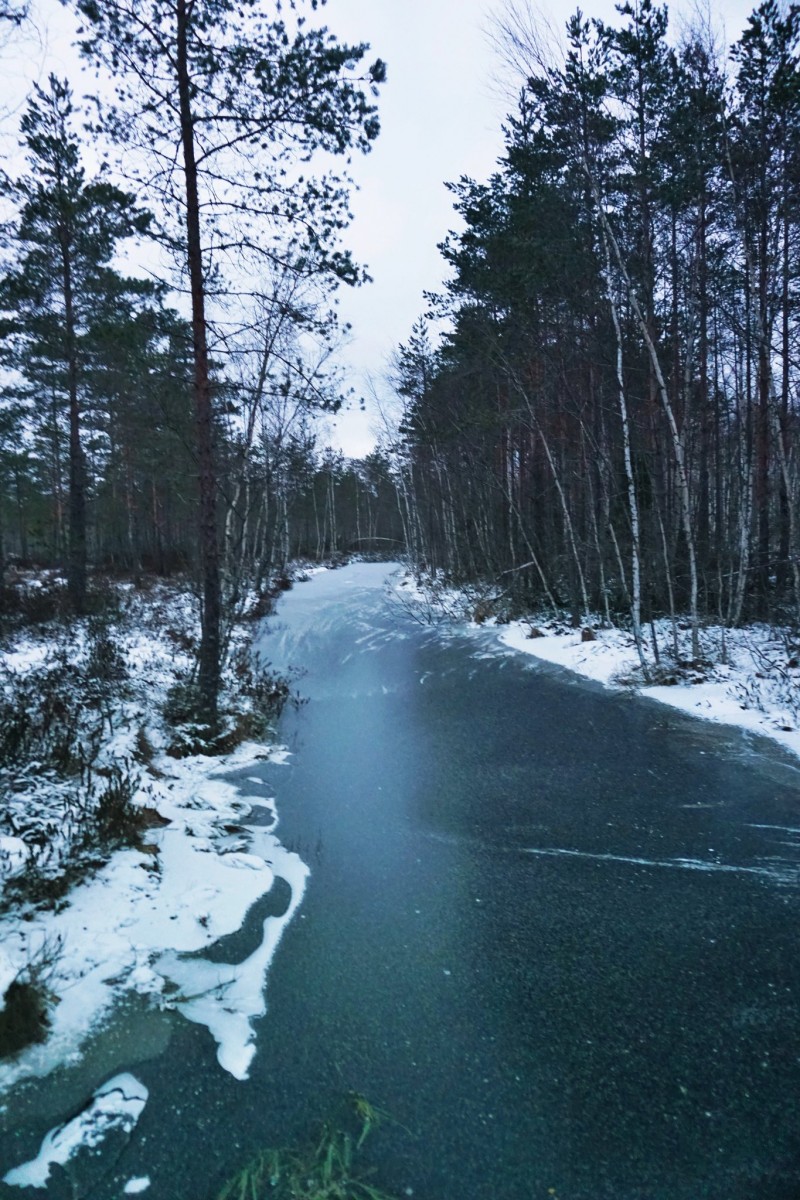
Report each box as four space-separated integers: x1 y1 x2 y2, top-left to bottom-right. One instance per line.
393 574 800 762
0 575 309 1185
499 620 800 757
0 739 306 1095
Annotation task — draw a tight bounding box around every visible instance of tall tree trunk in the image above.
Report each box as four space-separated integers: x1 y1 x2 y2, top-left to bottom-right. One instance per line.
778 191 791 599
59 225 86 613
769 380 800 623
755 225 771 614
599 219 647 671
177 0 220 726
511 374 589 620
588 171 701 658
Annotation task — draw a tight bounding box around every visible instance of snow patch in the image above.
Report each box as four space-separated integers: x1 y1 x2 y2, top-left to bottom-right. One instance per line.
3 1073 147 1189
394 572 800 763
0 578 307 1098
157 834 308 1079
124 1177 151 1194
494 609 800 760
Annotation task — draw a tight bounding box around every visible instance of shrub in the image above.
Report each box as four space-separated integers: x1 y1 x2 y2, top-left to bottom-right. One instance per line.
0 980 52 1057
0 657 91 774
227 649 297 728
0 938 62 1059
244 592 276 621
0 575 69 628
0 862 76 913
163 655 299 757
85 622 128 689
162 676 215 756
163 677 203 728
83 579 123 618
1 760 154 913
133 725 157 766
85 765 142 850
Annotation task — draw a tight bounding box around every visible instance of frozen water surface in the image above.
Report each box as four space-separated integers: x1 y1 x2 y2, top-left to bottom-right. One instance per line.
2 563 800 1198
4 1074 147 1188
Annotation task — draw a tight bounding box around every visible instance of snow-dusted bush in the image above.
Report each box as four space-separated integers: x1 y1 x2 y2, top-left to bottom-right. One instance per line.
0 937 61 1058
731 636 800 732
0 575 69 628
0 617 142 909
1 763 147 914
0 655 101 774
84 620 129 688
162 650 298 758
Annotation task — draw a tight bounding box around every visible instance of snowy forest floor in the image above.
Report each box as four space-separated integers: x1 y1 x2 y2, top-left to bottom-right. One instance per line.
0 565 309 1111
393 573 800 764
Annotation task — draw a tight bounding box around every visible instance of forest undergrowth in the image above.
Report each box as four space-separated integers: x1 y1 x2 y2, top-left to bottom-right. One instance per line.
0 566 299 1056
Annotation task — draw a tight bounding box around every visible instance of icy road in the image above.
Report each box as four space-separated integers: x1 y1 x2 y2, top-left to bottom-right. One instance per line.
4 562 800 1198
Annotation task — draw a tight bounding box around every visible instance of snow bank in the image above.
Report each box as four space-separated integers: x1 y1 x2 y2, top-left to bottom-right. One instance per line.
0 741 307 1097
0 578 310 1099
157 826 308 1079
394 574 800 762
495 619 800 759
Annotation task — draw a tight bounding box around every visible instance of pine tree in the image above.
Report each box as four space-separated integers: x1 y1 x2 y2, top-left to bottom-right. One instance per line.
0 75 151 611
75 0 385 725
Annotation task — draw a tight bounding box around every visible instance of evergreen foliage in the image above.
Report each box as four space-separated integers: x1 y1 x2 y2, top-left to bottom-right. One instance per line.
0 76 155 611
72 0 386 724
393 1 800 643
0 2 397 725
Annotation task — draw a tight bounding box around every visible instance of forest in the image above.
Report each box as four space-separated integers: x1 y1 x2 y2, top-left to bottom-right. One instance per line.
2 2 800 1195
0 0 400 726
1 0 799 708
393 0 800 671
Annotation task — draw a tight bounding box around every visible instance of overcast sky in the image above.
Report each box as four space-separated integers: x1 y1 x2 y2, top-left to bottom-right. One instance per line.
3 0 759 457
